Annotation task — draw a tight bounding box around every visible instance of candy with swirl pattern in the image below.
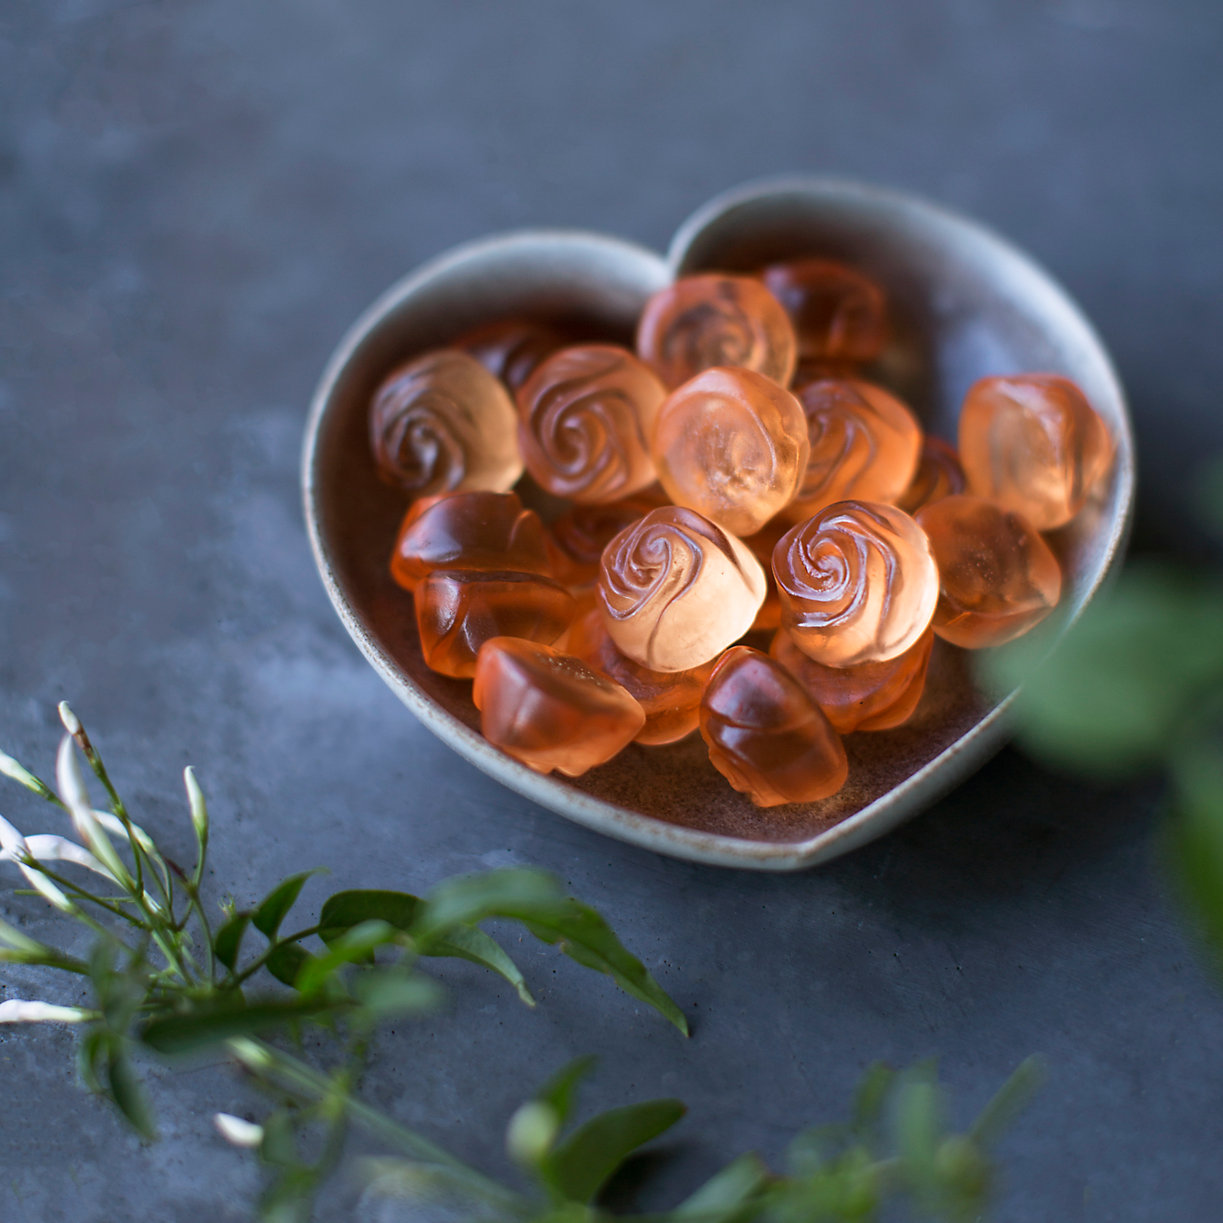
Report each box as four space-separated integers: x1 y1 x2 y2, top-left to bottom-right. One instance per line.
760 258 888 365
369 350 522 498
652 366 810 537
773 500 939 667
516 344 665 504
598 506 766 672
785 378 922 520
636 274 797 389
455 317 568 391
898 436 966 515
700 646 849 807
473 638 645 777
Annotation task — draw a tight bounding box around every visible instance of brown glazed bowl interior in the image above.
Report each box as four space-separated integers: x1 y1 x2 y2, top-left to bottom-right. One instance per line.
303 183 1135 870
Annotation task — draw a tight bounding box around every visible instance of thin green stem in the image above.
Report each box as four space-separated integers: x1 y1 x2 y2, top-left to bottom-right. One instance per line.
230 926 323 987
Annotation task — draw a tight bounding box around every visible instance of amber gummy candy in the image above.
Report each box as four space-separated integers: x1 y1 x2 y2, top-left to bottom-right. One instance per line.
700 646 849 807
636 274 797 389
652 366 809 537
415 570 575 679
898 436 966 514
455 317 568 391
760 258 888 365
958 373 1113 530
389 491 552 592
547 489 670 587
567 607 715 745
517 345 665 504
773 500 939 667
598 506 766 672
770 626 933 734
786 378 922 520
473 638 645 776
916 495 1062 648
369 350 523 498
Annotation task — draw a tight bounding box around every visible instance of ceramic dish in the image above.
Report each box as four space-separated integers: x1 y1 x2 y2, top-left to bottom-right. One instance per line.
302 177 1135 870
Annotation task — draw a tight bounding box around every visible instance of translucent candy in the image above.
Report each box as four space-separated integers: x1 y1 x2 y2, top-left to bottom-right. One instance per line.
547 489 670 587
517 345 666 504
916 495 1062 648
770 626 934 733
785 378 922 520
958 374 1113 530
773 500 939 667
567 607 715 745
743 518 789 631
598 506 766 672
390 491 552 593
898 436 966 515
473 638 645 776
455 317 568 391
760 258 888 365
370 350 523 498
415 570 575 679
652 366 810 537
699 646 849 807
636 274 797 389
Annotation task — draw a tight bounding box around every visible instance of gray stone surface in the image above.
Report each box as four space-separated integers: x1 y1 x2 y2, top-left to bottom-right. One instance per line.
1 1 1221 1219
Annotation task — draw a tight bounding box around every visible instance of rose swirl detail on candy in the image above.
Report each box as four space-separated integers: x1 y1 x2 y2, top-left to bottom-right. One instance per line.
369 349 523 498
773 500 939 667
516 345 665 504
597 506 766 673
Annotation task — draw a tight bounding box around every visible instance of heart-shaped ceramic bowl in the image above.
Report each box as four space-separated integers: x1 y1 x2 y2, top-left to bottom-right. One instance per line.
302 177 1134 871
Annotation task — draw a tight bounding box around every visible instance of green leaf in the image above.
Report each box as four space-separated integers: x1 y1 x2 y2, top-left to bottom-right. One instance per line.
141 998 340 1055
319 889 421 945
969 1057 1043 1147
266 943 316 988
1166 739 1223 969
541 1098 686 1203
851 1062 895 1134
894 1071 944 1202
294 920 399 996
674 1152 769 1222
536 1056 597 1127
425 927 534 1006
214 911 252 972
253 869 326 939
351 969 442 1019
415 869 688 1035
108 1046 156 1140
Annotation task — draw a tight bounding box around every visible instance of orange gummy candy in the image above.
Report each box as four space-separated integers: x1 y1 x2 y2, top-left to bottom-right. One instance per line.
760 258 888 365
566 606 715 745
773 501 938 667
636 274 797 389
370 350 523 498
473 638 645 776
916 495 1062 648
652 366 810 537
455 317 568 391
389 491 552 593
546 489 670 587
598 506 766 672
700 646 849 807
785 378 922 520
517 345 665 504
958 374 1113 530
415 570 575 679
898 436 966 514
770 626 934 733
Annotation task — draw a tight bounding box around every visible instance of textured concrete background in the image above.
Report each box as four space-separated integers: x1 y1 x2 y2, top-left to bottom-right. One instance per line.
2 1 1222 1219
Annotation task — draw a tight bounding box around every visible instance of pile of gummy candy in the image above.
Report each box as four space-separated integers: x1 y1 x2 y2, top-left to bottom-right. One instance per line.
367 259 1113 808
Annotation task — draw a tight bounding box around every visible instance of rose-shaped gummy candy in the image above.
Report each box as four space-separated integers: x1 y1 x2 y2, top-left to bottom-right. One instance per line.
546 489 670 587
567 606 715 745
773 500 938 667
785 378 922 520
598 506 766 672
456 317 568 391
517 345 665 504
770 626 933 733
700 646 849 807
415 570 575 679
473 638 645 776
390 491 552 592
898 436 966 514
652 367 809 537
916 495 1062 648
760 258 888 366
369 350 522 498
636 274 797 389
958 374 1113 530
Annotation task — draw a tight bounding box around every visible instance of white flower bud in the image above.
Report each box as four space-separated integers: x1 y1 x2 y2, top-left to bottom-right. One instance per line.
213 1113 264 1149
184 767 208 846
57 702 83 738
0 999 91 1024
55 737 131 890
505 1100 559 1167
